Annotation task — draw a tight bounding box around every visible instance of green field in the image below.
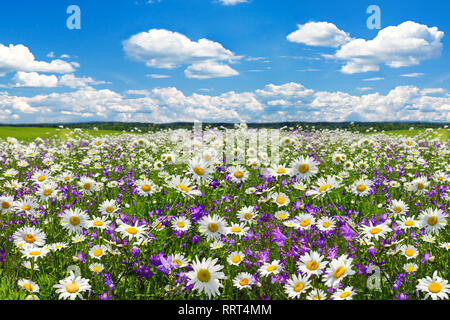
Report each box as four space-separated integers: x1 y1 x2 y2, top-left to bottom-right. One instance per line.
0 126 448 142
0 126 125 142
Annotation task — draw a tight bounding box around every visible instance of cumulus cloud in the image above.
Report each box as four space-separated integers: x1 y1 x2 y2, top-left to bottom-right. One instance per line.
287 21 444 75
12 71 58 88
0 82 448 123
287 22 352 48
58 74 108 88
0 44 75 74
184 61 239 79
334 21 444 74
8 72 107 88
122 29 241 78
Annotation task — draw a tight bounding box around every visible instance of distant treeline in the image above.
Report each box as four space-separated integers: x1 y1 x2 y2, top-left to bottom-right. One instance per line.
0 121 448 132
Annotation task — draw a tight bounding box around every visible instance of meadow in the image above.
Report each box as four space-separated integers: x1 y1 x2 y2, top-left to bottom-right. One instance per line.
0 124 448 300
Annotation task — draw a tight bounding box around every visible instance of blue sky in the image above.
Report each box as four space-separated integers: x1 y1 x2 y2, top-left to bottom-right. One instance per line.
0 0 449 123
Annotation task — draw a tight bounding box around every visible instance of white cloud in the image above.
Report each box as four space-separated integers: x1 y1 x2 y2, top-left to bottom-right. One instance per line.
334 21 444 74
11 71 58 88
218 0 249 5
122 29 241 78
287 22 352 47
0 44 75 74
400 72 424 78
363 77 384 81
59 74 107 88
8 72 106 88
146 73 171 78
184 61 239 79
0 82 448 123
421 88 445 95
357 87 373 91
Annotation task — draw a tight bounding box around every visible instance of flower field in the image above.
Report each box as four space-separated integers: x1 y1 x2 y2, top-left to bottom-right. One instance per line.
0 124 448 300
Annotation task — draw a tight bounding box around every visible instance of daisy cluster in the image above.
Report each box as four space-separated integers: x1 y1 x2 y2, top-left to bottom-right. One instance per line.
0 125 448 300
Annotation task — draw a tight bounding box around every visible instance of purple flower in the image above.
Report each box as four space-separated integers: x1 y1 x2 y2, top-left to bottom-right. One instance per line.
395 292 409 300
157 256 178 276
99 291 112 300
271 226 286 247
76 250 86 263
421 250 431 263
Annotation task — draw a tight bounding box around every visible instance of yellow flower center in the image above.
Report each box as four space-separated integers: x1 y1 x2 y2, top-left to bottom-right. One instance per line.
65 282 79 293
208 223 219 232
96 141 102 146
405 220 415 227
231 256 241 263
21 205 31 211
141 184 151 192
278 213 287 220
239 278 249 286
70 216 80 226
357 184 366 192
335 156 341 162
92 266 101 272
37 175 46 182
340 291 350 298
300 219 310 227
93 249 103 257
276 196 286 204
276 168 286 174
231 227 241 233
406 266 416 272
177 221 185 228
306 261 318 271
166 156 172 162
267 265 277 272
318 184 331 193
298 164 309 174
394 206 402 213
333 266 346 279
197 269 211 282
417 183 424 190
437 176 443 181
322 221 331 228
234 171 244 179
64 176 70 181
23 283 34 291
244 213 252 220
193 167 204 176
126 227 138 235
43 189 52 196
405 141 412 146
83 183 91 190
176 184 189 193
29 251 41 256
93 220 104 226
24 234 36 243
1 201 10 209
106 206 114 213
405 249 414 257
427 216 438 226
294 282 304 292
370 227 381 235
173 259 181 266
428 282 442 293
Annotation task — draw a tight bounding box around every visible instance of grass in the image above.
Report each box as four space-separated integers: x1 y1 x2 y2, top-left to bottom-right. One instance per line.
363 128 449 142
0 126 125 142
